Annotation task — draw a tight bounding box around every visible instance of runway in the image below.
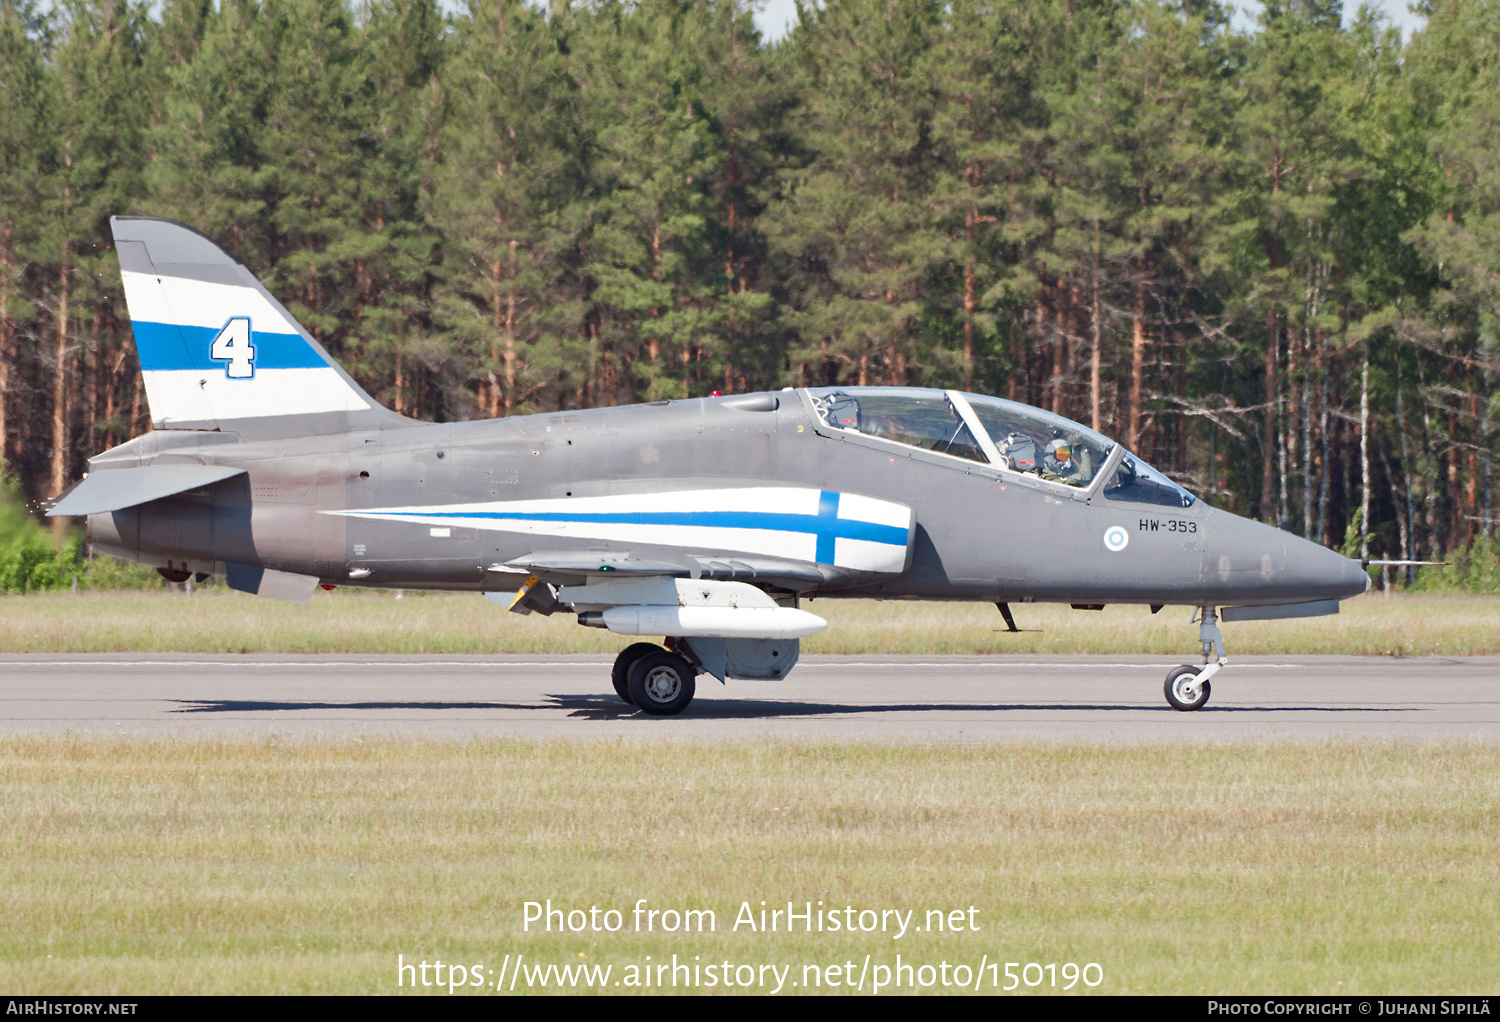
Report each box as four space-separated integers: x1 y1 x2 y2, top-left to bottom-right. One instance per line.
1 653 1497 741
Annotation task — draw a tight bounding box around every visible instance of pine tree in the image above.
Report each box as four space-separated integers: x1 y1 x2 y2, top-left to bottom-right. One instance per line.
924 0 1056 398
40 0 152 509
1402 0 1500 550
572 0 729 403
428 0 589 416
693 0 786 393
0 0 50 471
151 0 438 414
1212 0 1359 522
766 0 950 389
1058 0 1237 465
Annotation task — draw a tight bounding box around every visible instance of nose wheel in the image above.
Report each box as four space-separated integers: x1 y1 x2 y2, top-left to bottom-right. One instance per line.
1164 606 1227 711
1164 666 1211 711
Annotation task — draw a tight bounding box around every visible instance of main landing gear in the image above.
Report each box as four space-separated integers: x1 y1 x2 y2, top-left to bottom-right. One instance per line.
610 642 697 716
1164 606 1226 712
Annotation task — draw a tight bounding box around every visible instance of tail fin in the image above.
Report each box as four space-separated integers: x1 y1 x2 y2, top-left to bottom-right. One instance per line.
110 216 409 438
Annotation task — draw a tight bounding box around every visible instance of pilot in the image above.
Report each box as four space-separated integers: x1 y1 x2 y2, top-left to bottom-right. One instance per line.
1041 438 1086 483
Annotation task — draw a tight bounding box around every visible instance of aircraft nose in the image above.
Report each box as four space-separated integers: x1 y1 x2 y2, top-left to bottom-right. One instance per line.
1280 533 1371 600
1205 510 1370 603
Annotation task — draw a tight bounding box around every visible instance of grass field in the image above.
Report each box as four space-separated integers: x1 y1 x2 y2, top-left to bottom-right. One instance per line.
1 738 1495 995
4 591 1494 994
0 588 1494 656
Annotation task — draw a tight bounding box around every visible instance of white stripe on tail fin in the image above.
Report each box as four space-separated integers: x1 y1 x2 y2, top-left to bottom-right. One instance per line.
110 216 409 438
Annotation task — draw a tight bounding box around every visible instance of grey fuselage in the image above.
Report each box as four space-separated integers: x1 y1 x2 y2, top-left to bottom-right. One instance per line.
86 389 1368 609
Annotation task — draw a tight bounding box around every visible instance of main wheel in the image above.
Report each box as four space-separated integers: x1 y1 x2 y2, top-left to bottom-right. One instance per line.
611 642 663 704
627 651 697 716
1164 665 1211 712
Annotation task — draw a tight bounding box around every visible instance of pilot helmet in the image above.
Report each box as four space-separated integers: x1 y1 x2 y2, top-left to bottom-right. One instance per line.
1045 438 1072 460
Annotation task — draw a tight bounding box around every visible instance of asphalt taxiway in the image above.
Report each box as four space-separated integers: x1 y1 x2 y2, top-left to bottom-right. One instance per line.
0 654 1496 741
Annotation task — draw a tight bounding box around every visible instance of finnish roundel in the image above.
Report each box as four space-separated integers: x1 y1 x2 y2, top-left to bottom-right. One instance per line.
1103 525 1129 552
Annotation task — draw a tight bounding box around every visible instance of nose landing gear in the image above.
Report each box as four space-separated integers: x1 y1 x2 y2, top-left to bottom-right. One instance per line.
1165 606 1227 712
1165 665 1211 711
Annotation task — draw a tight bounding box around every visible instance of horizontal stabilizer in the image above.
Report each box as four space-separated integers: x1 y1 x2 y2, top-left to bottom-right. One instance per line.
1220 599 1340 622
47 463 245 517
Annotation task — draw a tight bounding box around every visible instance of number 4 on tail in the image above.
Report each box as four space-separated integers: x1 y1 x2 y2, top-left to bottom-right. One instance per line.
210 317 255 378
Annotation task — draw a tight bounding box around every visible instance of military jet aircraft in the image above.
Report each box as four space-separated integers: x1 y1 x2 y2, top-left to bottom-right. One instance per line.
47 217 1372 715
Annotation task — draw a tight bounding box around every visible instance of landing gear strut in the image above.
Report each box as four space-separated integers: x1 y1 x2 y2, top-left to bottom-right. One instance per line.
1165 606 1226 712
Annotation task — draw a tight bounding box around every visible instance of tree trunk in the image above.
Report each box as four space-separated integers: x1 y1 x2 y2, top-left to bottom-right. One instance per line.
51 260 71 539
1395 356 1418 582
1445 407 1460 551
1090 226 1102 432
393 343 405 416
1050 291 1066 414
1283 297 1300 530
1175 319 1188 474
1262 306 1278 521
1007 321 1020 404
1415 355 1441 559
1316 335 1331 545
491 251 503 418
1483 365 1495 538
129 346 143 435
600 322 618 406
503 239 518 416
962 201 976 392
1380 443 1409 571
1030 278 1049 406
1359 347 1370 561
1128 276 1146 451
90 315 103 458
1277 404 1288 529
962 257 976 393
0 221 10 469
1465 391 1480 546
1064 283 1080 415
1300 346 1314 539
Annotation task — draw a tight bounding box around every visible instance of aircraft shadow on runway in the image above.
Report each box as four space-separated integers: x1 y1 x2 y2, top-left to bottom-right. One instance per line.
170 697 1402 718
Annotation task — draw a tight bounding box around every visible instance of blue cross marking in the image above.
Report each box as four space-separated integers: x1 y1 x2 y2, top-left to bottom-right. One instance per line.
815 490 840 564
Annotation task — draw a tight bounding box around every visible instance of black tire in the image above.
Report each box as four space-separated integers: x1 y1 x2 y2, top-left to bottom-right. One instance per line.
1164 665 1211 712
626 651 697 716
611 642 663 704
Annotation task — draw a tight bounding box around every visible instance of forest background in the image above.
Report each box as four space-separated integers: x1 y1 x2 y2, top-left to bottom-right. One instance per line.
0 0 1498 592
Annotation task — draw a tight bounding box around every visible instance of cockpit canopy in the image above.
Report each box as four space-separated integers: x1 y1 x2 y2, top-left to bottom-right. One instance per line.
806 387 1195 509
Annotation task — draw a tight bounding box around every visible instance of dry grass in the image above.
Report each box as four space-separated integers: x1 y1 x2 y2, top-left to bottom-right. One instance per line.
0 588 1493 656
0 737 1496 994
